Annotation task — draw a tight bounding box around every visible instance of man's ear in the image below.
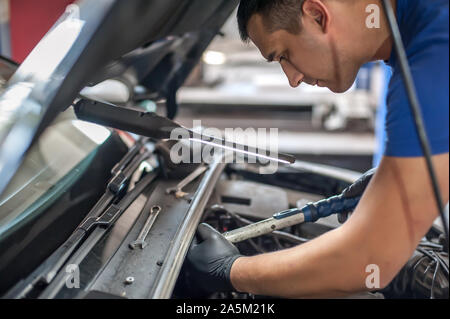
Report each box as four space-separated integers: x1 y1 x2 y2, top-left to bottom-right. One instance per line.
302 0 330 33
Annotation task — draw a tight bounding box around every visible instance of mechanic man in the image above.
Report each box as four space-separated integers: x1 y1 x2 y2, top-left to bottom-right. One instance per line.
186 0 449 298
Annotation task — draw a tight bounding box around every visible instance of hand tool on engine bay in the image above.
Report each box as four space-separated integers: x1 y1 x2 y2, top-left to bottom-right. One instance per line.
74 98 296 165
129 205 162 249
223 194 361 244
166 164 209 199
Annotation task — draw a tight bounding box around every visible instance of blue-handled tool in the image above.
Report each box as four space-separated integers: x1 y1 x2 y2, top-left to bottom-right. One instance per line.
223 194 361 244
274 194 361 222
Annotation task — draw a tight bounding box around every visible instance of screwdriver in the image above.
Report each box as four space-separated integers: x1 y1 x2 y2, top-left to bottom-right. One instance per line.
223 194 361 244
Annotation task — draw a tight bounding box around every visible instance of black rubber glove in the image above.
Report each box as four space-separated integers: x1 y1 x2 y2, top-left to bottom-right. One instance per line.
186 223 242 294
338 167 377 223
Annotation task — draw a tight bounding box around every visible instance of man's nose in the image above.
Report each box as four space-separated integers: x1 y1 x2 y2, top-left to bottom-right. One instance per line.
280 59 304 88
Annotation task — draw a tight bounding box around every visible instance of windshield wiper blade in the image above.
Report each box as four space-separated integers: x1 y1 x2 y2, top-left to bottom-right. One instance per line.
111 137 149 175
4 138 155 299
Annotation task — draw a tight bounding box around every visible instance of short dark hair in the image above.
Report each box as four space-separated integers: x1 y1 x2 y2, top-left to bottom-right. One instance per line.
237 0 305 42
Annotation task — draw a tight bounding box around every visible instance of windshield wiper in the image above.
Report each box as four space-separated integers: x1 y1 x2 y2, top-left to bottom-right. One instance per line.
4 138 157 299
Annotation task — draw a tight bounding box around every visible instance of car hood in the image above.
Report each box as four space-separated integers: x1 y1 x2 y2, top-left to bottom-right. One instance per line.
0 0 239 196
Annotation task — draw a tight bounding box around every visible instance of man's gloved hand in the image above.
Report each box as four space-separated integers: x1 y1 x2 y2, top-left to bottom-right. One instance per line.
186 223 242 294
338 167 377 223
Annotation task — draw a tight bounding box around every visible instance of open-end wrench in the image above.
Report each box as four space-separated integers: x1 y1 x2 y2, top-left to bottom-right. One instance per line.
129 205 162 249
165 164 208 199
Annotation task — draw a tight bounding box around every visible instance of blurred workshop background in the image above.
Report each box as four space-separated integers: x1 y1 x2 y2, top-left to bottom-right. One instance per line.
0 0 392 172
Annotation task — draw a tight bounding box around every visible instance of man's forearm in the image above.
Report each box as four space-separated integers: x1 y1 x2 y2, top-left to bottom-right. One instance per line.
230 225 371 298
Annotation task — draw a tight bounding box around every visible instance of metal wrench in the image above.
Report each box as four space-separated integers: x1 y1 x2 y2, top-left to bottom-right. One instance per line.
165 164 208 198
129 205 162 249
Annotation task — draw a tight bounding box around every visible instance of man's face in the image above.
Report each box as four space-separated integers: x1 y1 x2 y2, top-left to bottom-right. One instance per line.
247 12 362 93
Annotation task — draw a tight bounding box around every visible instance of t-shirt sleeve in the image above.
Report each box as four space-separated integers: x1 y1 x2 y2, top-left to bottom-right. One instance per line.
384 41 449 157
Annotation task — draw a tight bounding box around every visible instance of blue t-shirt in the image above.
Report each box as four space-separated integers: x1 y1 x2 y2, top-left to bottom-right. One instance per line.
385 0 449 157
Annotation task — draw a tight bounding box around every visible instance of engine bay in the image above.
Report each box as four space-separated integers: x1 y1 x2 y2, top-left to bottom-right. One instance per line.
2 134 446 299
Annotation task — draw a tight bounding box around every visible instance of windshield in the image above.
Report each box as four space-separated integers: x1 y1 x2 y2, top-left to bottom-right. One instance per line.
0 108 111 240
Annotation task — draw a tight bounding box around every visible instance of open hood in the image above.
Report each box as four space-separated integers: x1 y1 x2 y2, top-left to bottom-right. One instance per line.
0 0 239 196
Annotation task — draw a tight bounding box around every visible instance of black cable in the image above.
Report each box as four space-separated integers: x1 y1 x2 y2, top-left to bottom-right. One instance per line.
417 247 449 275
418 241 444 250
430 250 449 275
430 261 439 299
382 0 449 250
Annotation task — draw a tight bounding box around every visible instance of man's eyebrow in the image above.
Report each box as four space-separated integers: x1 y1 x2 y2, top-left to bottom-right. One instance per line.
266 51 276 63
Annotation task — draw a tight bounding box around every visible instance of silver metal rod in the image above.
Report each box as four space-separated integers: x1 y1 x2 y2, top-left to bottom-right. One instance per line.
290 160 360 184
189 137 295 165
223 213 305 244
149 157 227 299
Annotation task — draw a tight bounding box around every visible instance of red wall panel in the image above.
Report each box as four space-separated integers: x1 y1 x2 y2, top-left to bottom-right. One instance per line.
9 0 75 62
